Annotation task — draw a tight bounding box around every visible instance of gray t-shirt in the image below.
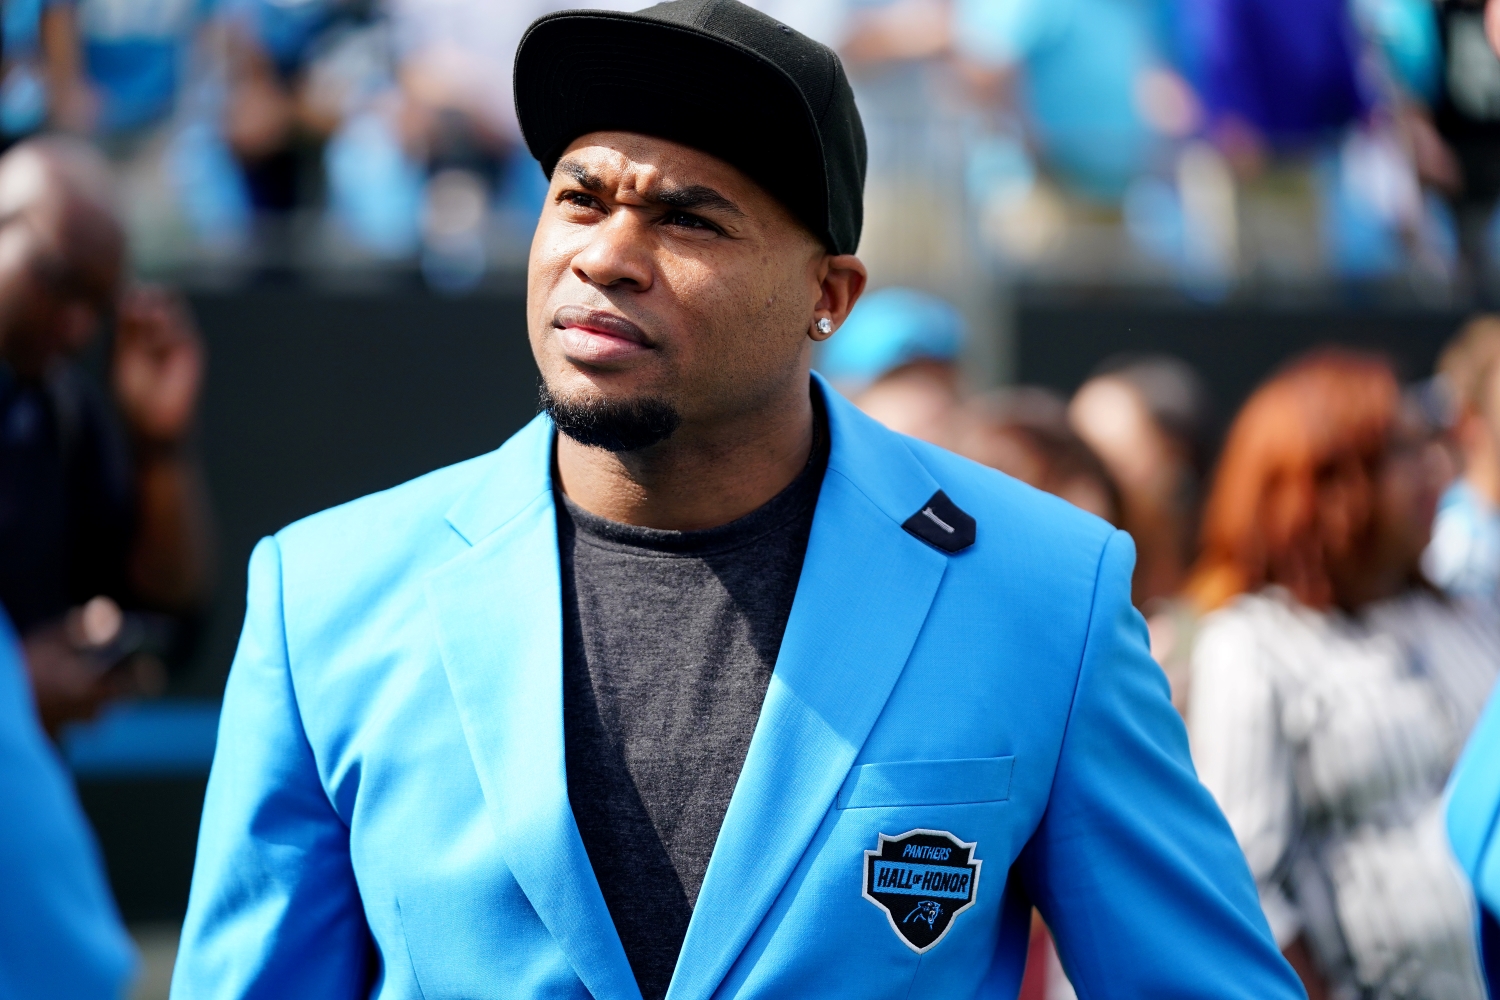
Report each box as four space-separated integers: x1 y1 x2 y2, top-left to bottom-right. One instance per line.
558 423 827 1000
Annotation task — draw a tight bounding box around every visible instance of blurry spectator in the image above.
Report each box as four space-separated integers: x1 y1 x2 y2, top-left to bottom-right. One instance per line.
1193 0 1461 282
15 0 263 260
1 2 45 141
952 0 1179 203
44 0 216 137
388 0 540 158
1069 355 1213 707
1196 0 1367 156
386 0 519 283
837 0 984 297
1425 315 1500 598
956 385 1121 524
0 603 135 998
1186 349 1494 998
0 137 212 731
1431 0 1500 280
1068 353 1212 607
219 0 373 219
382 0 637 286
818 285 965 446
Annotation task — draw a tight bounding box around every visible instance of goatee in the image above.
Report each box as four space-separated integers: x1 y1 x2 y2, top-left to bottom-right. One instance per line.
538 379 682 452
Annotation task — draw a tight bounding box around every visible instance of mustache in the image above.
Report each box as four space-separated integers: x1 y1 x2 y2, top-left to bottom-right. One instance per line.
550 305 653 346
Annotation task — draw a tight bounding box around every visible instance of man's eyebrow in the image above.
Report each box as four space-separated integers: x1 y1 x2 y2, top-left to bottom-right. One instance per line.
651 184 745 219
554 161 745 219
555 159 604 191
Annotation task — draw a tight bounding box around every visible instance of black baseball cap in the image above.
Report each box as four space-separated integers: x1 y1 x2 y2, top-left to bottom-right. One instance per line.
513 0 867 255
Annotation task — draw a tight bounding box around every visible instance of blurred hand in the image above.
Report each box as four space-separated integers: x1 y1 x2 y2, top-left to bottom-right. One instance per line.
21 598 165 736
1488 0 1500 58
112 286 204 447
23 626 111 734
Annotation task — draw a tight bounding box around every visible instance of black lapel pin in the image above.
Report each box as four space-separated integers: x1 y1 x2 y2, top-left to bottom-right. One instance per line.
902 490 976 554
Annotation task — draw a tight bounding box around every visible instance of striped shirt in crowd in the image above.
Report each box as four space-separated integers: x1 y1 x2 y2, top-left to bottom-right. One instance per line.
1190 587 1498 999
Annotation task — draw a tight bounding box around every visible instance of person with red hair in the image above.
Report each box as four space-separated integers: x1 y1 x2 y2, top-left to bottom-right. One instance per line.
1186 349 1498 999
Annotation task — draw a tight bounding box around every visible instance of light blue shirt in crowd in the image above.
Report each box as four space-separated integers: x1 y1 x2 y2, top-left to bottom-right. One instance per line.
952 0 1159 200
0 609 136 999
1424 479 1500 601
74 0 216 133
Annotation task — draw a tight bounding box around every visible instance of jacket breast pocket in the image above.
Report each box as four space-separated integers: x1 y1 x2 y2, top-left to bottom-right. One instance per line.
835 756 1015 810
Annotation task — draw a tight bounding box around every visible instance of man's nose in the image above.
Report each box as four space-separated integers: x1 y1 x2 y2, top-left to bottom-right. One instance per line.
570 211 654 291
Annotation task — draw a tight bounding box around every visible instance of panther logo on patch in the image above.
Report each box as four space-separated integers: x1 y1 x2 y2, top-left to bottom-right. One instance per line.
862 829 981 953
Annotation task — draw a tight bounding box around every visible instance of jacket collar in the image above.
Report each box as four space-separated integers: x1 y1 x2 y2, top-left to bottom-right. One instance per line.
429 375 952 1000
441 373 946 547
429 422 643 1000
443 410 555 546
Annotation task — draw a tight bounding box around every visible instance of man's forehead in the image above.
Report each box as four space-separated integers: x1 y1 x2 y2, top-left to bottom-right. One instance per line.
558 132 760 199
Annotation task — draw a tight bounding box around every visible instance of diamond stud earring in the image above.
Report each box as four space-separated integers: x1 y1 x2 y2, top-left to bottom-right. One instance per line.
816 317 833 335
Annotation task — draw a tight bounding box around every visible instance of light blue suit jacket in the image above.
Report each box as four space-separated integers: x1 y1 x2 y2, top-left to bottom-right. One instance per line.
1448 682 1500 994
174 377 1302 1000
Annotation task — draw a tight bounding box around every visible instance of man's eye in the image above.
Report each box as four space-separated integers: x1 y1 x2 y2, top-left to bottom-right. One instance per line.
560 191 602 210
663 211 718 233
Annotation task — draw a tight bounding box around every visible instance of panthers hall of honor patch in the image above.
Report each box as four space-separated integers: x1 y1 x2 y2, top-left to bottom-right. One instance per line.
862 829 981 953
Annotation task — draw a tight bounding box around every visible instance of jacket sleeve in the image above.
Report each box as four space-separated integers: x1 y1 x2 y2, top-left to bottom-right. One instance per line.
172 537 371 999
0 612 137 1000
1019 531 1306 1000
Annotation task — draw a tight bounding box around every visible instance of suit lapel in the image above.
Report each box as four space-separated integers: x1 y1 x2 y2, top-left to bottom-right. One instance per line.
667 381 951 1000
426 416 641 1000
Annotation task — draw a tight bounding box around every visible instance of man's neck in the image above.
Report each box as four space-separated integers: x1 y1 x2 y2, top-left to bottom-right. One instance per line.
554 383 817 531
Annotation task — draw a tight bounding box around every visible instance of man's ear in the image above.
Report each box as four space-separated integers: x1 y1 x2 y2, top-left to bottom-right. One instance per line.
809 254 867 342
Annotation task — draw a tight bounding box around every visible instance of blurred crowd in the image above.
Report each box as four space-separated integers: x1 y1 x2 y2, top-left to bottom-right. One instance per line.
5 0 1500 292
0 134 209 996
826 287 1500 999
0 136 211 738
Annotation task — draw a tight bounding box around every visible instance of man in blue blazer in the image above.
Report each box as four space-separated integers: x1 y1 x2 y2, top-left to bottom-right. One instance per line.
174 2 1304 997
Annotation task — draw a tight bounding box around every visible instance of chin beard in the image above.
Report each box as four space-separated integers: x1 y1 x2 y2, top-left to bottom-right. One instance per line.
538 379 682 453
